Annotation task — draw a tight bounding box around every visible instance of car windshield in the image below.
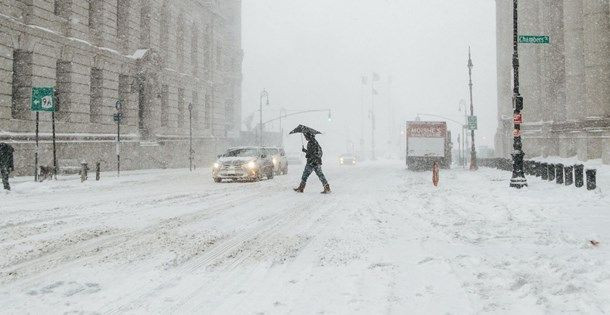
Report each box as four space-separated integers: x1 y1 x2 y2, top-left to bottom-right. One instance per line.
224 148 258 157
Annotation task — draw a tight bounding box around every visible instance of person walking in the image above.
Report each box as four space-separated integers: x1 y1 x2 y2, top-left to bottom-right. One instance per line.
0 143 15 191
294 132 331 194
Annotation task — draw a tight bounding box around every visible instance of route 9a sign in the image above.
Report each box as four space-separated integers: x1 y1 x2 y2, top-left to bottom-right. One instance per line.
31 87 56 112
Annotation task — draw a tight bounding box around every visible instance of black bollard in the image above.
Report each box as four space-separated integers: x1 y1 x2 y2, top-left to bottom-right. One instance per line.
586 169 597 191
536 162 542 177
556 164 564 184
547 164 555 181
564 165 573 186
541 163 549 180
80 162 89 182
96 162 101 181
575 164 584 188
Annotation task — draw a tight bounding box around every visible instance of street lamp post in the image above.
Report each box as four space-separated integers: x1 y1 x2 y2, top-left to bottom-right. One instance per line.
510 0 527 188
259 89 269 146
467 48 478 170
114 100 122 177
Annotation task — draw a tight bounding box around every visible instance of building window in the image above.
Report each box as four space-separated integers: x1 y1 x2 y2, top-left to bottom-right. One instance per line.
54 0 69 16
118 74 130 124
89 68 103 123
203 27 211 74
159 2 170 63
176 15 185 72
204 94 211 129
88 0 101 28
191 24 199 77
55 60 71 120
140 2 151 47
177 88 185 128
116 0 130 48
160 85 169 127
11 50 32 120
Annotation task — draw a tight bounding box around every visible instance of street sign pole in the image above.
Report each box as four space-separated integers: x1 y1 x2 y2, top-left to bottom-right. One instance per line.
51 111 57 179
34 112 39 182
52 90 59 179
115 101 122 177
510 0 527 188
31 87 56 182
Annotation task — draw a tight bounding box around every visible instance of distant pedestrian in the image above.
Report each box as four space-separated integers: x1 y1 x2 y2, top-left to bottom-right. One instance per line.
294 133 331 194
0 143 15 191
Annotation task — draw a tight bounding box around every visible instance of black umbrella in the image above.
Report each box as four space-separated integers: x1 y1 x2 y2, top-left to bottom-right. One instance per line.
289 124 322 135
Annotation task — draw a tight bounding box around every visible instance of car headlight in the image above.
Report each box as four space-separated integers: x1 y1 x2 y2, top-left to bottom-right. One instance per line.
246 161 257 169
340 158 344 163
213 162 220 169
273 158 278 165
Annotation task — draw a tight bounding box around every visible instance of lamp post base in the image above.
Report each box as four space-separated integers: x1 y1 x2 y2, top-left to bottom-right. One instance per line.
509 177 528 188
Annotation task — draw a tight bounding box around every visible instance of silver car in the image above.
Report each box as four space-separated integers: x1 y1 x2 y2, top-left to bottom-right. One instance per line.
212 147 275 182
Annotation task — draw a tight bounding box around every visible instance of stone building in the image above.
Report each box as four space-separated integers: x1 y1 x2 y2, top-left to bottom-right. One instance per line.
495 0 609 164
0 0 242 175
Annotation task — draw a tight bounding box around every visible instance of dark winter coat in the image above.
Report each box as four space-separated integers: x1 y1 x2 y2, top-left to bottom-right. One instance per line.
303 138 323 166
0 143 14 170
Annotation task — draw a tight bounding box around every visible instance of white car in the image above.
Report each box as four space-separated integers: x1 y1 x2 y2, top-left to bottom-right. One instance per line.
339 154 357 165
212 147 275 182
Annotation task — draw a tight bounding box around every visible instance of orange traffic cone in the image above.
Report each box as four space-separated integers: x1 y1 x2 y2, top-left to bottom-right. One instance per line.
432 162 440 187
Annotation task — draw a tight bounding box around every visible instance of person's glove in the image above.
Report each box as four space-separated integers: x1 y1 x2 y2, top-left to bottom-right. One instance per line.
302 146 307 153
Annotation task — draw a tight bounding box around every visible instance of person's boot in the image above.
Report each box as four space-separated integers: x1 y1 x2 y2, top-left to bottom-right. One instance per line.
293 182 305 193
321 184 331 194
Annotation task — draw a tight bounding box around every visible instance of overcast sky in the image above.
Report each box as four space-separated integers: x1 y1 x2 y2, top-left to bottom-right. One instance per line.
242 0 497 157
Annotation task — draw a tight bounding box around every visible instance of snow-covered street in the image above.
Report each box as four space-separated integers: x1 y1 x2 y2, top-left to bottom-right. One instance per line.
1 162 609 314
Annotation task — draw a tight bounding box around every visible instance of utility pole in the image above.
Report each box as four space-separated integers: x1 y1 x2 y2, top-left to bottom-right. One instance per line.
467 47 478 170
510 0 527 188
259 89 269 146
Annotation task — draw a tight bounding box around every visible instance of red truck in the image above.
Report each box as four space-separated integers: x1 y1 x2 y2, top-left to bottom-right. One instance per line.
405 121 452 170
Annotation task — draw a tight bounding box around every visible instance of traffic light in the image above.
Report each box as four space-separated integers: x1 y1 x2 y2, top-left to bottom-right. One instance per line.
328 111 332 122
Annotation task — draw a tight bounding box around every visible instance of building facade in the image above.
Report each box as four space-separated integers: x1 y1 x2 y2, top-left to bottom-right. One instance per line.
0 0 242 175
495 0 609 164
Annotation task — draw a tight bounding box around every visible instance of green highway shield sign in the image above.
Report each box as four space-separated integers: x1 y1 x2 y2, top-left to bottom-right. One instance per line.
518 35 550 44
31 87 56 112
468 116 478 130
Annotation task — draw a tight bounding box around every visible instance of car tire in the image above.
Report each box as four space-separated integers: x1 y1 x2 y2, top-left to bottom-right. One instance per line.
214 178 222 183
267 170 274 180
283 167 288 175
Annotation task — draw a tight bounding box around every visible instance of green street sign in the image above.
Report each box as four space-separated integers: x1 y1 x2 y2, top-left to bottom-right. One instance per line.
31 87 56 112
518 35 550 44
468 116 478 130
